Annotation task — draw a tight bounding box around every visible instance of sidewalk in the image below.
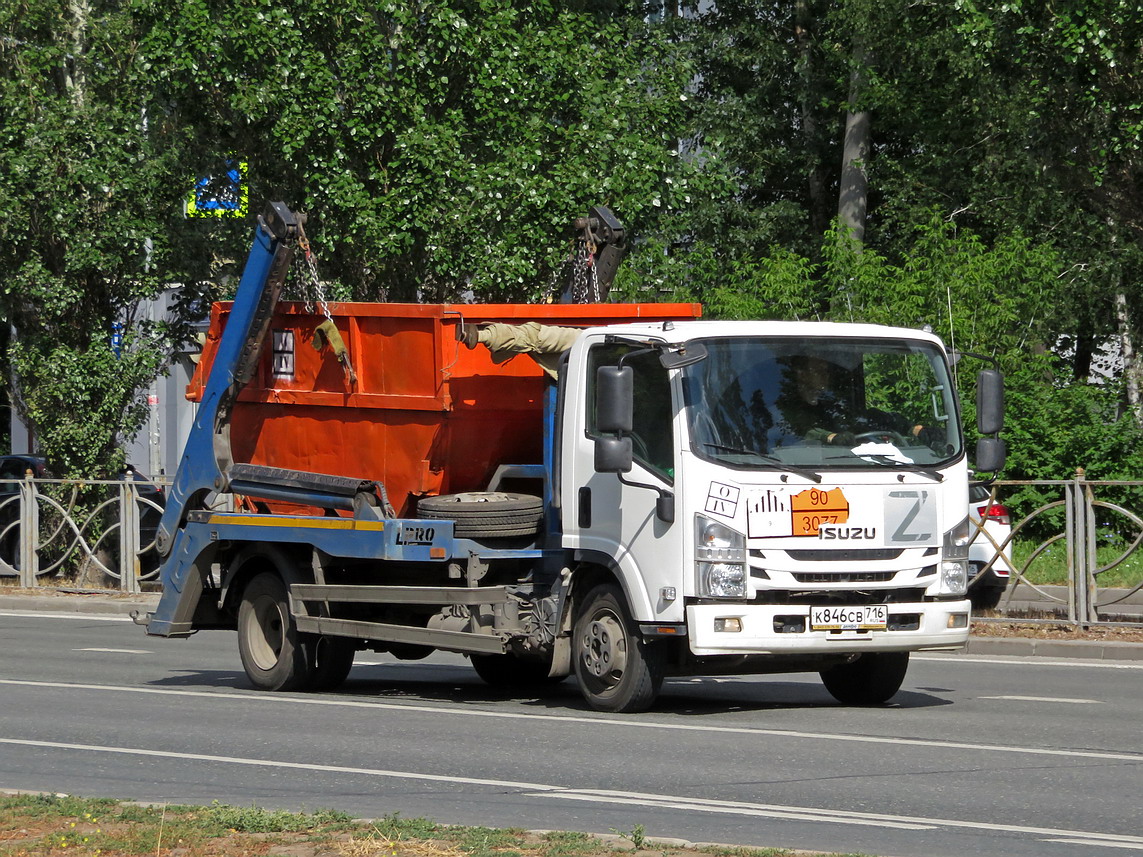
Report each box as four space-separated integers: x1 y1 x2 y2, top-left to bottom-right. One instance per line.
3 588 1142 662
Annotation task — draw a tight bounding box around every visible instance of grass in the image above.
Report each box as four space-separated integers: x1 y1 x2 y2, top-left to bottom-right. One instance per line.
0 793 877 857
1011 537 1143 588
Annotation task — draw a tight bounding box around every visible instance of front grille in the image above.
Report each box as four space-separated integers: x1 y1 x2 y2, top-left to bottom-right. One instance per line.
785 548 904 562
754 588 927 605
792 571 896 584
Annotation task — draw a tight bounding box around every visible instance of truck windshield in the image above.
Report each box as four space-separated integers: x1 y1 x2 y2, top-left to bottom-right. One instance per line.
681 337 962 471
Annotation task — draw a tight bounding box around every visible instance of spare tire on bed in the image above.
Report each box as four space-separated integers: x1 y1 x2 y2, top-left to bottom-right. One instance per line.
417 492 544 538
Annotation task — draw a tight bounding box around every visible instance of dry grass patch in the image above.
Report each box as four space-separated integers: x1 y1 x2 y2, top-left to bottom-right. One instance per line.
0 795 868 857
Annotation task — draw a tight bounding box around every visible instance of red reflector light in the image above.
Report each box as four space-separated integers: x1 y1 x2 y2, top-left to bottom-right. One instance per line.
976 504 1011 525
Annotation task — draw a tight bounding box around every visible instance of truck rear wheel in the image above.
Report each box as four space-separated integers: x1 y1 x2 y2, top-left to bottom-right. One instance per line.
819 651 909 705
237 572 311 691
573 584 665 713
305 635 355 691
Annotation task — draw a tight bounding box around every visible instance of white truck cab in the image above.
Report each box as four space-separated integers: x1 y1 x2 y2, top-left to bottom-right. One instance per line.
560 320 997 704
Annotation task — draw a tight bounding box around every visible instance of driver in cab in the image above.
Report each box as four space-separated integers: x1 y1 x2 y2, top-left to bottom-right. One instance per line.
780 356 929 448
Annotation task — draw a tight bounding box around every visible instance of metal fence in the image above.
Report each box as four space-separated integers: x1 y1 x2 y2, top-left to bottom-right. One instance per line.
0 474 167 595
3 471 1142 627
974 474 1143 627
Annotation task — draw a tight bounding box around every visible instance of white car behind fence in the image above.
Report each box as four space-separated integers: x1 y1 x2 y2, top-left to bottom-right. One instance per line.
968 482 1014 610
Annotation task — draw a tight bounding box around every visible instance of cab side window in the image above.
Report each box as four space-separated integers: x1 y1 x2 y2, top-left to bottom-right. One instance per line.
587 345 674 482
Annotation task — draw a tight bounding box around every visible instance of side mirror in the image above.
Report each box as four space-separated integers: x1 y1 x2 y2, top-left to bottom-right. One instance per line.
596 366 633 433
594 436 633 473
977 368 1005 435
975 436 1007 473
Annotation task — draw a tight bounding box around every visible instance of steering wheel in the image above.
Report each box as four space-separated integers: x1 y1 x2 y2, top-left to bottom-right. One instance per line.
854 430 910 446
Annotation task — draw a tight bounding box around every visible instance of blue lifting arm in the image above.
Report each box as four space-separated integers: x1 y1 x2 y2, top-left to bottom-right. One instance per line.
141 202 299 635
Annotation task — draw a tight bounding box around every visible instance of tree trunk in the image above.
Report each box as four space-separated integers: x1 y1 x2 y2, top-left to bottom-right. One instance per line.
1072 328 1094 381
64 0 90 106
795 1 829 238
1115 291 1142 426
838 49 871 246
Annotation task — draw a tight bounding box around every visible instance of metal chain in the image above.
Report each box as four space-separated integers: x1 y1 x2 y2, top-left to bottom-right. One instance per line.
587 247 599 302
569 238 600 303
570 241 587 303
293 220 333 324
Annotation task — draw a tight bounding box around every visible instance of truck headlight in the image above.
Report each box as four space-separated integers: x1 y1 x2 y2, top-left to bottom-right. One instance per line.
934 516 970 597
940 561 968 595
696 516 747 599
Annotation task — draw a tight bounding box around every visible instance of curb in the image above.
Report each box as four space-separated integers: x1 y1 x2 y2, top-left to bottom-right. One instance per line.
962 635 1143 661
0 592 159 617
2 591 1141 663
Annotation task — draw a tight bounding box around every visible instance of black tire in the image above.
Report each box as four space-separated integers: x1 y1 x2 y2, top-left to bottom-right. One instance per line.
304 635 356 691
0 523 58 577
0 530 28 575
968 563 1006 611
237 572 312 691
970 584 1005 611
573 584 665 713
418 492 543 538
819 651 910 705
470 652 564 686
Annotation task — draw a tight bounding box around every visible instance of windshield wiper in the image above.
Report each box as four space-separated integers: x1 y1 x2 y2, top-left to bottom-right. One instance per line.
858 453 944 482
702 443 822 483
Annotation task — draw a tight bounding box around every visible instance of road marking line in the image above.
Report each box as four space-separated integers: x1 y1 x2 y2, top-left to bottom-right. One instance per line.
981 695 1101 704
1 737 1140 848
73 648 153 654
3 678 1142 764
0 736 555 791
537 791 934 830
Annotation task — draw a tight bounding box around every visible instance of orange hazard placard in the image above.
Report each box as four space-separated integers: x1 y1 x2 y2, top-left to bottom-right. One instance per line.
791 487 849 536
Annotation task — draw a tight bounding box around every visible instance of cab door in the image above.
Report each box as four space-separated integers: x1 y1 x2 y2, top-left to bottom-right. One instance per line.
564 342 684 623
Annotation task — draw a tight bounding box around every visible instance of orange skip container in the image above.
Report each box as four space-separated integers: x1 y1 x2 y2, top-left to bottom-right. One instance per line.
188 302 702 516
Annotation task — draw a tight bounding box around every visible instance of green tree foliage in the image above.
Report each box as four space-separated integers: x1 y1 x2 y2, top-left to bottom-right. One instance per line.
0 0 209 476
3 0 1142 492
0 0 715 473
702 214 1143 482
678 0 1143 485
681 1 844 258
831 0 1143 381
129 0 719 300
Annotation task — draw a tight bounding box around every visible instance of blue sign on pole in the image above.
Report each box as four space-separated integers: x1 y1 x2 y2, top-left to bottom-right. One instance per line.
186 158 249 218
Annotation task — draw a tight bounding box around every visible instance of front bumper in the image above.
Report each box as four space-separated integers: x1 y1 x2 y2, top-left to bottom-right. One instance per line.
687 599 971 656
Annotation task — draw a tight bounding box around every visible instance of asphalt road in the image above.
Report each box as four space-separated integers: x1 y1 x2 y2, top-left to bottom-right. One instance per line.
1 607 1141 857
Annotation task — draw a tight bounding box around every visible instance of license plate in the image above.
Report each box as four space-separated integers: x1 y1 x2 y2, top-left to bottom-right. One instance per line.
810 604 888 631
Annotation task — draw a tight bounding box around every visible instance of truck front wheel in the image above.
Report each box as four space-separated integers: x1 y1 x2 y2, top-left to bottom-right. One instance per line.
573 584 665 713
237 572 311 691
819 651 909 705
